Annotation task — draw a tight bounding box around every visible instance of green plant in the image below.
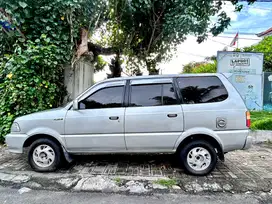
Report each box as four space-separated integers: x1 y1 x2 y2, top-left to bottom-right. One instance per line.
154 179 177 188
114 177 122 185
0 0 107 141
182 61 217 74
236 36 272 72
100 0 257 74
251 118 272 131
0 36 66 141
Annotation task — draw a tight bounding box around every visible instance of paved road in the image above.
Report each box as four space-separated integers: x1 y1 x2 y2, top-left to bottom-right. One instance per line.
0 187 270 204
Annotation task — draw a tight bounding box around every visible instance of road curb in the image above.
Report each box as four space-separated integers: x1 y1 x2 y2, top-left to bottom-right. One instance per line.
250 130 272 144
0 171 271 194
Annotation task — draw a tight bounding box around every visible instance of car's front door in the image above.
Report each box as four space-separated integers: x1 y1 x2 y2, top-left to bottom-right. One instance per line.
64 81 126 152
125 78 184 151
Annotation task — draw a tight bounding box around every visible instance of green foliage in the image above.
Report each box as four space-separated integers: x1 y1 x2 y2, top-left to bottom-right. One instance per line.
250 111 272 130
104 0 255 74
154 179 177 188
182 61 217 74
0 0 107 59
236 36 272 72
0 36 66 141
251 118 272 131
114 177 122 185
94 55 107 72
0 0 107 140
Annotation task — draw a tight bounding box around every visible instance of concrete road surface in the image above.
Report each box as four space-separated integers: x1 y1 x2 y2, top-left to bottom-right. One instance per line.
0 187 271 204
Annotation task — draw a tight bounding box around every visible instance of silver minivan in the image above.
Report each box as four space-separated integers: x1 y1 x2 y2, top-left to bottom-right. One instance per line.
5 74 252 175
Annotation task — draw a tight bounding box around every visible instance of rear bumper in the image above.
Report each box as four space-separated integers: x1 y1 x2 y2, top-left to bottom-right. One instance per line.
243 135 253 150
5 133 28 153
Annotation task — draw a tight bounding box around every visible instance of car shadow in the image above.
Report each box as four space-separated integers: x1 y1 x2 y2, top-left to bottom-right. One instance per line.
62 153 181 170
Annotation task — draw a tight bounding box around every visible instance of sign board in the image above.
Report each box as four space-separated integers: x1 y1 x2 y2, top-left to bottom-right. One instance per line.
217 51 264 75
217 51 264 110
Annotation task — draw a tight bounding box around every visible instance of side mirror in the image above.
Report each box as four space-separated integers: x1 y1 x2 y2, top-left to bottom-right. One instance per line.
72 99 79 110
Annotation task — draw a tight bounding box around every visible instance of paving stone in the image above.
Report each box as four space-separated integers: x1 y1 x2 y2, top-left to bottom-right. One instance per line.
24 181 42 188
74 176 118 192
184 181 203 192
152 183 168 190
223 184 233 191
0 144 271 193
125 180 148 194
0 172 16 181
202 183 222 192
18 187 31 194
11 175 30 183
172 185 181 190
57 177 79 188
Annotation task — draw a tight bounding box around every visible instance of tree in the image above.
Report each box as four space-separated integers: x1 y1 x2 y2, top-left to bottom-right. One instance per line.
0 0 108 140
103 0 255 75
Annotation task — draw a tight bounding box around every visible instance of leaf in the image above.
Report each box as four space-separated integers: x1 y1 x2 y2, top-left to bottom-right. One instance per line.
19 1 28 8
46 26 51 31
41 34 47 39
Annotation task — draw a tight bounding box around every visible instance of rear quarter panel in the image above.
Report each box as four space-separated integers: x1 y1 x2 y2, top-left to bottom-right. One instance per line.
179 74 249 152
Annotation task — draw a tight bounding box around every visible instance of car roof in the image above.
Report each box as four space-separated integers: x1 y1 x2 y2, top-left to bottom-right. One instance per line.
102 73 221 82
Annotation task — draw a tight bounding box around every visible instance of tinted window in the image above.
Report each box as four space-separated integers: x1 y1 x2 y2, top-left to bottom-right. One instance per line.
130 84 177 107
163 84 178 105
177 76 228 104
79 86 124 109
130 84 162 107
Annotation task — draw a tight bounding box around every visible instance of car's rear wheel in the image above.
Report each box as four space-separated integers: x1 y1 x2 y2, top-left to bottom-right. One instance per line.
179 140 217 176
28 138 62 172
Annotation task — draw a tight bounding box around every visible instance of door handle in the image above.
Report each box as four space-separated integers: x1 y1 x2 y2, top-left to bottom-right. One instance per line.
167 114 177 118
109 116 119 120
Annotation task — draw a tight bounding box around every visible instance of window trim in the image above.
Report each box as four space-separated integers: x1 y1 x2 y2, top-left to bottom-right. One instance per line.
128 82 179 107
78 85 125 110
176 76 229 104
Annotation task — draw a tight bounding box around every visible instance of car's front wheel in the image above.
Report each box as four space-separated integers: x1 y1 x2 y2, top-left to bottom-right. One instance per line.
28 138 62 172
179 140 217 176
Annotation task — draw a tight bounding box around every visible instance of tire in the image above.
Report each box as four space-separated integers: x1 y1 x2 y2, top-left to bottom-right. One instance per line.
28 138 62 172
179 140 217 176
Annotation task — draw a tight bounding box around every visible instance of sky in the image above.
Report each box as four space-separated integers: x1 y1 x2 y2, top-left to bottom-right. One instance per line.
94 1 272 81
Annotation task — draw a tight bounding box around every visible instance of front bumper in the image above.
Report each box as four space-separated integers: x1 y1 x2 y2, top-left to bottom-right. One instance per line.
5 133 28 153
243 136 253 150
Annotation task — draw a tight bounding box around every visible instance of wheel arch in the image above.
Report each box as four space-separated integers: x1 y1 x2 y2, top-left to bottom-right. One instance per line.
175 133 224 161
23 134 63 149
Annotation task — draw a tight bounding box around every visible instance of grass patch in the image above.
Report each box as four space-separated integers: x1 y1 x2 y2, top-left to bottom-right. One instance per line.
114 177 122 185
250 111 272 130
154 179 177 187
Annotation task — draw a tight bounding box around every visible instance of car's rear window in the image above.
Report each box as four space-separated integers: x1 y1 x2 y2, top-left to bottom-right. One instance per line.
177 76 228 104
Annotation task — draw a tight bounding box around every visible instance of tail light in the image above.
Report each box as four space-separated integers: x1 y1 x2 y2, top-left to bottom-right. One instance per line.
246 111 251 128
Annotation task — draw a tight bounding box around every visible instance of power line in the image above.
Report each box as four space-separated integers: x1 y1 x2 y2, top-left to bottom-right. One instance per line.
207 37 232 47
208 34 261 40
179 51 210 58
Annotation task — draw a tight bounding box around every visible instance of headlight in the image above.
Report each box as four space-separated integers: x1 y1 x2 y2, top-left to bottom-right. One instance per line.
11 122 20 132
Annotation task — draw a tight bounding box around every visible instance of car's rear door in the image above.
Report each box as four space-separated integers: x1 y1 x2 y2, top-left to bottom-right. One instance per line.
124 78 184 151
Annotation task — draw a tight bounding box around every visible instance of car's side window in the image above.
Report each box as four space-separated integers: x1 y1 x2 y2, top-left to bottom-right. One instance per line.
129 83 177 107
177 76 228 104
163 83 178 105
79 86 124 109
